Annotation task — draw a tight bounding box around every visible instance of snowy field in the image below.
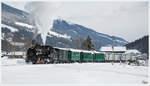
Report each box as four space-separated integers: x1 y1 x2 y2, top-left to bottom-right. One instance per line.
1 57 148 85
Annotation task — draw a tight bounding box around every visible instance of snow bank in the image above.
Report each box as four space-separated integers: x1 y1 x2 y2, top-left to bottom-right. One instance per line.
1 58 148 84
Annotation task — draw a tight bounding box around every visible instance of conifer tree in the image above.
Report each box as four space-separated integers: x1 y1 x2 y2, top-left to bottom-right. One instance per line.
81 35 94 50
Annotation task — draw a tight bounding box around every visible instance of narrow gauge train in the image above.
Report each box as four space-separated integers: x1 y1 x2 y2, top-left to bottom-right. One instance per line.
25 43 137 64
25 44 105 64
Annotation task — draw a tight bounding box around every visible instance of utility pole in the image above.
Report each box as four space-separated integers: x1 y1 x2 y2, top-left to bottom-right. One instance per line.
112 36 115 65
13 41 15 57
56 42 58 47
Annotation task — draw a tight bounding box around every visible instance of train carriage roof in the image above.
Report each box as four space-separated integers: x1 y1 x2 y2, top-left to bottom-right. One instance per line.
54 47 104 54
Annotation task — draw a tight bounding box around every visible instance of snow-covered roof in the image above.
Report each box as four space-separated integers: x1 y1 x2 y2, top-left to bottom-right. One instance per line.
100 46 127 52
54 47 69 51
125 49 141 54
54 47 86 52
54 47 104 54
69 48 82 52
92 51 103 54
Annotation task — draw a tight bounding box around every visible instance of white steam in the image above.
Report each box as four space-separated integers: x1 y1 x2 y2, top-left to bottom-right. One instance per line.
25 2 62 44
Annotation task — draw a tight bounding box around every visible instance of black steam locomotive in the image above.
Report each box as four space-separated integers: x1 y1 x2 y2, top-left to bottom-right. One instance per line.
25 41 59 64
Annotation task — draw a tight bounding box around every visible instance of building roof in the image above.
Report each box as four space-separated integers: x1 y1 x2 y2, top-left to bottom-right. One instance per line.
100 46 127 52
125 49 141 54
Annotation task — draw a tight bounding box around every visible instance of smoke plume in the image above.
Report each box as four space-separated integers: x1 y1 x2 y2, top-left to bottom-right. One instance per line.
25 2 62 44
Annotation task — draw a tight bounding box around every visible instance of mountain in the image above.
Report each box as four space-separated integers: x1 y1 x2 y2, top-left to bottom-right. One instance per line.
2 3 30 25
51 19 128 49
126 35 149 55
1 3 128 52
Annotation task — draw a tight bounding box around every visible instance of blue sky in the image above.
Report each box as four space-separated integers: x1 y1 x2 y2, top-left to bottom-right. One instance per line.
3 1 148 42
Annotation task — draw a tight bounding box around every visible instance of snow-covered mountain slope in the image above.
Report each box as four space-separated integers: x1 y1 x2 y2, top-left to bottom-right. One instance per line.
15 22 34 29
48 30 71 39
2 3 128 51
2 24 19 32
51 19 128 49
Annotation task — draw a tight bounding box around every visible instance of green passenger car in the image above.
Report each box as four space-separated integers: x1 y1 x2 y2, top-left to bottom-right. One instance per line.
93 52 105 62
58 49 70 63
55 47 105 63
69 51 81 62
81 51 93 62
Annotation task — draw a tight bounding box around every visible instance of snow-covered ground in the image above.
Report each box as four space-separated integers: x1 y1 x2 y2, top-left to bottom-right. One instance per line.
1 56 148 84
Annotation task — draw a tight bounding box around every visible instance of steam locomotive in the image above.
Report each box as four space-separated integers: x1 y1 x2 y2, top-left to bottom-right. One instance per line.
26 43 58 64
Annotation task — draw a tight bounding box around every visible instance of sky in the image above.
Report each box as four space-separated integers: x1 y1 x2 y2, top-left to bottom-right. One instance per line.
3 1 148 42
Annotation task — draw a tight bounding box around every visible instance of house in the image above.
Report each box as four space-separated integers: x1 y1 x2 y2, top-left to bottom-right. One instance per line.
100 46 127 53
125 49 141 61
100 46 127 61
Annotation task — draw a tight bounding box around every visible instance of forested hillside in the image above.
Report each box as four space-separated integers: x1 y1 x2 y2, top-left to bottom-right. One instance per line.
126 35 149 55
